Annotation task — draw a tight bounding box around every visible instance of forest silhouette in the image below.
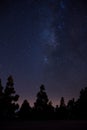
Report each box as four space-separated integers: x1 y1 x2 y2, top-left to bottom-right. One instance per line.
0 75 87 120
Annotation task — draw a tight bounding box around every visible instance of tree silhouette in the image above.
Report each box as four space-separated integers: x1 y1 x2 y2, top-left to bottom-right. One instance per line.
76 87 87 119
67 98 75 119
34 85 49 112
34 84 49 119
4 76 19 118
60 97 65 107
47 101 54 119
59 97 67 119
47 101 54 112
19 99 31 119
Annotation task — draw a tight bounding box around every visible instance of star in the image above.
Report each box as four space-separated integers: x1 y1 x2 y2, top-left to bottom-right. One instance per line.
43 56 49 64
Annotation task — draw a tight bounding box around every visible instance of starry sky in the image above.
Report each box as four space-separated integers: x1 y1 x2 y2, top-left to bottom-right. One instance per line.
0 0 87 106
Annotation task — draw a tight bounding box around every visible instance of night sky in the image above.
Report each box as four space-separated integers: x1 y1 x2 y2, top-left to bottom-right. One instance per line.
0 0 87 106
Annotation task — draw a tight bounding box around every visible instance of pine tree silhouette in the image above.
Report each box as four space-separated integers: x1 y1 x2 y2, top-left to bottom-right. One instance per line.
67 98 75 119
4 76 19 118
59 97 67 119
34 85 49 119
76 87 87 119
19 99 31 119
34 85 49 112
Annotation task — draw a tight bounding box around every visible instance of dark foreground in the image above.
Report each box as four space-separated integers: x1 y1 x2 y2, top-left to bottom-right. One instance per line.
0 120 87 130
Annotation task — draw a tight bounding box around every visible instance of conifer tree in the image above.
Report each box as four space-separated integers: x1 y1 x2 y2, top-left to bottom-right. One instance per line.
4 76 19 118
19 99 31 119
34 84 49 112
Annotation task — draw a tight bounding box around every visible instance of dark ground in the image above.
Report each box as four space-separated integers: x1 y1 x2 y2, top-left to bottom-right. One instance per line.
0 120 87 130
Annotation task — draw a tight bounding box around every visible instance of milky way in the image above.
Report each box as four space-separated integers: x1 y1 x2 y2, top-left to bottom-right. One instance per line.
0 0 87 106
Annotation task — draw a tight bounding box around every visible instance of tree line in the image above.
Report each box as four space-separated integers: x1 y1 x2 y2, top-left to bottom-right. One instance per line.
0 75 87 120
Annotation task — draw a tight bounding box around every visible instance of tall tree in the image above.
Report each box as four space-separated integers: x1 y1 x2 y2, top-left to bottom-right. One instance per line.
59 97 67 119
60 97 65 107
67 98 75 119
34 84 49 112
77 87 87 119
4 76 19 118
